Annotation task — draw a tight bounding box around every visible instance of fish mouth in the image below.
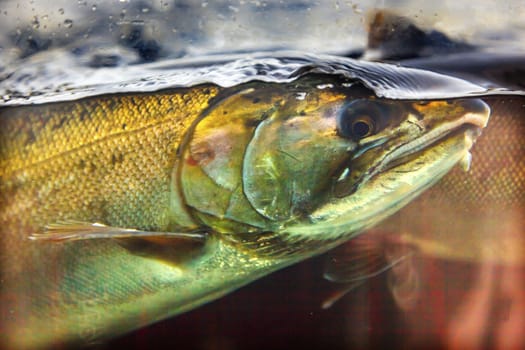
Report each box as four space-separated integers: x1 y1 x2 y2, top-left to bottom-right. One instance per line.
334 99 490 197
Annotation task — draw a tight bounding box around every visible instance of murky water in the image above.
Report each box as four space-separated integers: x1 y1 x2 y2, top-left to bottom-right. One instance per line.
1 1 524 349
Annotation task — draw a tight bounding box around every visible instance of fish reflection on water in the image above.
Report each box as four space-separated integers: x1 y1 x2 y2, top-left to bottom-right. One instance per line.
0 51 495 349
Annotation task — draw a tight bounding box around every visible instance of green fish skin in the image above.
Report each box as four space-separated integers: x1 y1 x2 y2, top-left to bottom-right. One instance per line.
0 75 489 349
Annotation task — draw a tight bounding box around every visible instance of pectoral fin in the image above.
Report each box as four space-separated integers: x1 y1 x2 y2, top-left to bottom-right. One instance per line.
29 220 208 265
29 220 206 242
322 231 415 308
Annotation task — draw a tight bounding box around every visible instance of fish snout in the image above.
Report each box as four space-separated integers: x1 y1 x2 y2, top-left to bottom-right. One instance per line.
458 98 491 129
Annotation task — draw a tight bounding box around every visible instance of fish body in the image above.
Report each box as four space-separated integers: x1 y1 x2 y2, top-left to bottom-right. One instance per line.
0 84 284 349
0 72 489 348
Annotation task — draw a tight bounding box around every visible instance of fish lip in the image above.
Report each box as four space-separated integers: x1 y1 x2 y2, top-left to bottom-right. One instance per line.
334 99 490 197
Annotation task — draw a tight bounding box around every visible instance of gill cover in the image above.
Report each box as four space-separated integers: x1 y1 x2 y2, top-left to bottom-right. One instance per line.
177 78 361 232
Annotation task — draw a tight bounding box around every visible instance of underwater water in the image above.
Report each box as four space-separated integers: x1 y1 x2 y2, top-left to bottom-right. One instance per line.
1 1 524 349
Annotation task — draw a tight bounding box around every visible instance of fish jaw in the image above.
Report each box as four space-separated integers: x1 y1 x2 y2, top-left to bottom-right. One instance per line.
282 99 490 244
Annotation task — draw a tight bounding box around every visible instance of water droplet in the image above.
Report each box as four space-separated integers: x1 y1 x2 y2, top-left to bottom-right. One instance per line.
58 8 64 15
32 16 40 29
91 4 97 11
141 7 150 13
64 19 73 28
131 20 144 26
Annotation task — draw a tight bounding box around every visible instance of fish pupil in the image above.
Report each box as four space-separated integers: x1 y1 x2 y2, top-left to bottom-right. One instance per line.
352 119 372 138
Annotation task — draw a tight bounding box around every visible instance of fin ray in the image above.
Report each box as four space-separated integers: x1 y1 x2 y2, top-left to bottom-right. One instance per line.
322 231 416 308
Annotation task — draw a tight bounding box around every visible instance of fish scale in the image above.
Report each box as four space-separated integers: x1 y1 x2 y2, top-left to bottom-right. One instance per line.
1 86 220 231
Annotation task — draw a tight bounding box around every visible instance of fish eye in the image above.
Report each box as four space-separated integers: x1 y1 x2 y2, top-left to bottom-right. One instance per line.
337 100 379 140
